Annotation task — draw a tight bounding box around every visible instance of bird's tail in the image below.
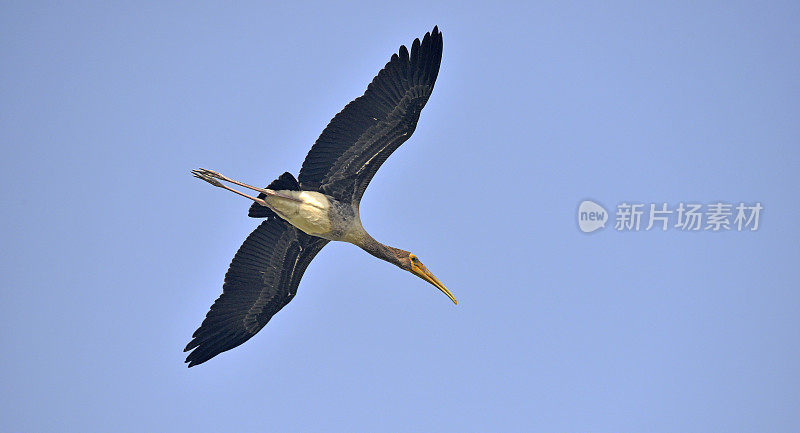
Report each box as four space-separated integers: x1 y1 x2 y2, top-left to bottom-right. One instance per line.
248 172 301 218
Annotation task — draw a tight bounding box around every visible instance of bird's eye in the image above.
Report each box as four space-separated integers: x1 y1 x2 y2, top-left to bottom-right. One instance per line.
410 255 419 263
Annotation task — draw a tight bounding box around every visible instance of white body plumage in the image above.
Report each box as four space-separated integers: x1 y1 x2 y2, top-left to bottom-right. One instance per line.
265 190 333 236
264 189 368 246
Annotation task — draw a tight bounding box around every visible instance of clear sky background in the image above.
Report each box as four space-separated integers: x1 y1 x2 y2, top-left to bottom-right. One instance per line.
2 1 799 432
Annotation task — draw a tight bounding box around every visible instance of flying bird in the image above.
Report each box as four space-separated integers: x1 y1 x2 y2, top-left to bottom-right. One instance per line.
185 26 452 367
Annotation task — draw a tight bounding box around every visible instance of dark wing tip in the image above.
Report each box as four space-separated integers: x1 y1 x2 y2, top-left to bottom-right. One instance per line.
185 348 214 367
183 331 245 367
185 348 211 367
411 38 421 60
399 45 409 61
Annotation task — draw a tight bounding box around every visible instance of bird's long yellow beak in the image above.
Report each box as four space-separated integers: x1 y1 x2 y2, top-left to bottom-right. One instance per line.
410 262 457 305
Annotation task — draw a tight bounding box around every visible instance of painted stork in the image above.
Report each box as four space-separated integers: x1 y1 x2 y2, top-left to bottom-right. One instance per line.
186 27 453 367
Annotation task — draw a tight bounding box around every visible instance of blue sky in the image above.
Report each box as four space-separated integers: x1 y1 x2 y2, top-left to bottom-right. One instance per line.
2 1 799 431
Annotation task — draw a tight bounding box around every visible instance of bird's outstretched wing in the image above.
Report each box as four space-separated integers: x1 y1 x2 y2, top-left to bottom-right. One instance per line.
298 26 443 204
184 217 328 367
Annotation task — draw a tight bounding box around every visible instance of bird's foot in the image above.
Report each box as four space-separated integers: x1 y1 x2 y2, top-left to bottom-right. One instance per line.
194 168 233 182
190 167 290 205
191 169 225 188
191 168 270 206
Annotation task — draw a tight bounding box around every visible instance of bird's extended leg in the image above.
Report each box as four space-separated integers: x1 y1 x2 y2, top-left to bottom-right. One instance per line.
191 168 303 204
194 168 271 195
191 170 268 206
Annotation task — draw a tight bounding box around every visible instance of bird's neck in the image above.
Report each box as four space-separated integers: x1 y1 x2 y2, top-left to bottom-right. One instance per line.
357 234 402 267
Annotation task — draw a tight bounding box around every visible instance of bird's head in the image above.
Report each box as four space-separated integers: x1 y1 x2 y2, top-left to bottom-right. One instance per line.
393 249 457 305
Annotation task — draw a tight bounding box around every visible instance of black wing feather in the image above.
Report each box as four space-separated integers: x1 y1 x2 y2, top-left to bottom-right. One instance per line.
184 217 328 367
298 26 443 203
